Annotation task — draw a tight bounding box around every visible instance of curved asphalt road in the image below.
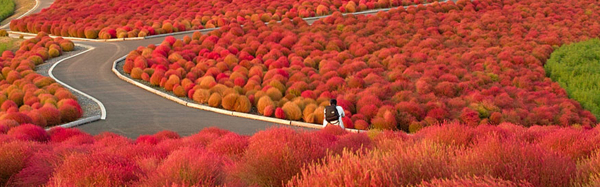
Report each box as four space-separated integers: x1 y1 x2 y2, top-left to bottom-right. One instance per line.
7 0 455 138
60 39 286 138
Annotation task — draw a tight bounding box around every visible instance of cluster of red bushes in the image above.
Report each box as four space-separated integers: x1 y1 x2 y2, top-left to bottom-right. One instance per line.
125 0 598 131
1 123 600 186
9 0 437 39
0 33 83 129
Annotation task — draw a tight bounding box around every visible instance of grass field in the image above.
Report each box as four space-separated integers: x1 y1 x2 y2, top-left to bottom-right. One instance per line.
0 0 15 22
0 37 21 53
0 0 35 26
546 39 600 120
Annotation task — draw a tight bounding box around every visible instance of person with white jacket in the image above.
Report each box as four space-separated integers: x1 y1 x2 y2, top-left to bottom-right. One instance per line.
323 99 345 129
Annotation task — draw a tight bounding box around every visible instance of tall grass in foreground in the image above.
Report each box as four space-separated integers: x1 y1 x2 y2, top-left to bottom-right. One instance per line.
1 122 600 186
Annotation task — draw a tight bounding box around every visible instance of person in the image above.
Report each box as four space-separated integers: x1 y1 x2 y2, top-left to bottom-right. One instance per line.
323 99 345 129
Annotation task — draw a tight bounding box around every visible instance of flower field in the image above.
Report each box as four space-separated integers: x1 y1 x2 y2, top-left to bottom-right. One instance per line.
3 0 600 185
1 123 600 186
9 0 438 39
0 33 83 129
124 0 598 131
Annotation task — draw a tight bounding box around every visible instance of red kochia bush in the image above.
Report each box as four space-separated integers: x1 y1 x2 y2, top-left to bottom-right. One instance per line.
454 135 576 187
49 152 141 186
206 132 249 158
0 141 35 185
7 124 50 142
57 99 83 123
1 123 600 186
38 106 61 126
416 175 534 187
282 102 302 120
288 140 455 186
275 107 286 119
10 150 62 187
234 127 327 186
142 148 225 186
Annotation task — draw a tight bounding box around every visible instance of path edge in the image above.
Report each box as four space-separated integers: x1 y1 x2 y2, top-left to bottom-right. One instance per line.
112 55 364 133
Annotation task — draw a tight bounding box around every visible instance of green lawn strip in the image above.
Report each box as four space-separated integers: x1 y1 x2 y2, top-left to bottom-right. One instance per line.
0 0 15 22
545 38 600 119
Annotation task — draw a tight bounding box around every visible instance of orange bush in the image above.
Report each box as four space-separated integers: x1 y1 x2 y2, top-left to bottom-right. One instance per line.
264 105 275 117
164 75 180 91
172 85 186 97
38 106 61 126
59 40 74 52
149 70 164 86
130 67 144 79
208 93 222 108
54 89 76 100
192 89 210 104
234 95 252 113
282 102 302 120
266 87 283 101
221 94 238 111
26 110 47 127
257 96 275 115
84 28 99 39
48 48 60 58
58 99 82 123
198 76 216 89
313 106 325 124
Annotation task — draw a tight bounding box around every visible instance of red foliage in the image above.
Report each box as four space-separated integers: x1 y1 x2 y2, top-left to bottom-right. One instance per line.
233 127 328 186
417 175 533 187
142 148 225 186
10 150 61 187
322 124 347 136
119 0 600 131
49 152 142 186
206 132 249 158
0 141 37 185
0 121 599 186
454 136 576 187
58 99 83 123
152 130 181 142
11 0 433 39
275 107 286 119
7 124 50 142
47 127 88 143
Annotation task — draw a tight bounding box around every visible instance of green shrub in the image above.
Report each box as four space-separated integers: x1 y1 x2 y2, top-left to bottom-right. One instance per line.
545 39 600 120
0 0 15 22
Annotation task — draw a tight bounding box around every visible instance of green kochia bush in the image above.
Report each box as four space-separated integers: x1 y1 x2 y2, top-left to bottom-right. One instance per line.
545 39 600 120
0 0 14 22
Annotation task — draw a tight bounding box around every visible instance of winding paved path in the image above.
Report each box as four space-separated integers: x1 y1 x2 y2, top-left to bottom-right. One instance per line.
5 0 455 138
60 39 285 138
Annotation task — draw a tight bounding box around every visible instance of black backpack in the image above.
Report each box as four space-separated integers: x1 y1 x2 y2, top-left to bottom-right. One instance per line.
325 105 340 123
